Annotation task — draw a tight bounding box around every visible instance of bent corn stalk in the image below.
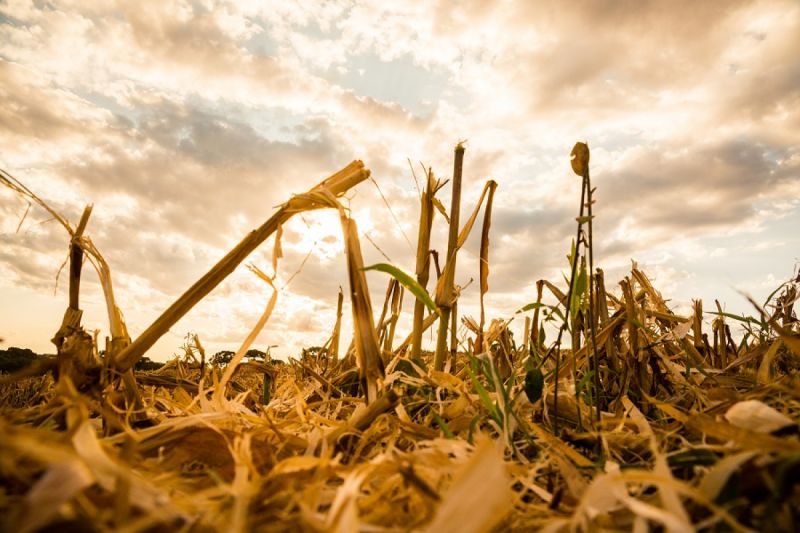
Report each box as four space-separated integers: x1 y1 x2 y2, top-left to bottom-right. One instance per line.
114 161 370 372
475 180 498 353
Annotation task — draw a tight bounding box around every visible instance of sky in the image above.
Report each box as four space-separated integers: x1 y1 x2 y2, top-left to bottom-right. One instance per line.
1 0 798 361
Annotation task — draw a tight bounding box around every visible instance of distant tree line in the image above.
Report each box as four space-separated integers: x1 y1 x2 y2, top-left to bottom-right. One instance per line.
0 345 286 374
0 347 45 372
210 349 284 366
134 357 164 371
0 347 166 373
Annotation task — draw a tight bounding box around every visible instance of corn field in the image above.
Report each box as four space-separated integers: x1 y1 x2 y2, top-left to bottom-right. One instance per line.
1 143 799 532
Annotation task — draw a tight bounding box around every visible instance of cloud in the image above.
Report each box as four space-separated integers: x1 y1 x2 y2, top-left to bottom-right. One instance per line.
1 0 799 358
599 137 799 235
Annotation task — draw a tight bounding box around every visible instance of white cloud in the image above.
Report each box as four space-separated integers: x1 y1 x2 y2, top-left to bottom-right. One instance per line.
1 0 798 358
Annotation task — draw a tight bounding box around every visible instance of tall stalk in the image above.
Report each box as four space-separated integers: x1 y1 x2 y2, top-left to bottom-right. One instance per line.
547 142 591 436
549 189 585 437
68 206 92 313
384 284 404 355
340 213 384 404
584 165 603 429
330 287 343 360
449 300 458 370
476 180 498 353
411 169 438 364
434 143 465 372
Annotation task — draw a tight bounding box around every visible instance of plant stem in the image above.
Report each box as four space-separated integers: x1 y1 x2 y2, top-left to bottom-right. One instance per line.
584 170 603 433
114 161 369 372
411 169 436 364
450 300 458 370
434 308 451 370
68 205 92 311
331 287 343 360
434 143 465 372
550 180 587 437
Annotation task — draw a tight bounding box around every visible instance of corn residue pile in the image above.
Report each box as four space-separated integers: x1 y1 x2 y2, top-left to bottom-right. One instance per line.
1 148 799 532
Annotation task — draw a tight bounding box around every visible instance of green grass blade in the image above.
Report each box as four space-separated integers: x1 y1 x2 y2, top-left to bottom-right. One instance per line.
466 363 501 422
431 412 455 438
363 262 439 315
516 302 546 314
706 311 757 324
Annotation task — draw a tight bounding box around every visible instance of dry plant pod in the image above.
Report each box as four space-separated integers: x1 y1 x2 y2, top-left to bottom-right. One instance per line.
724 399 796 434
524 368 544 403
570 142 590 176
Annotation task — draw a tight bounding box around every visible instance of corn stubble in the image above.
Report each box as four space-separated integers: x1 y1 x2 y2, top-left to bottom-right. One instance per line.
1 145 800 532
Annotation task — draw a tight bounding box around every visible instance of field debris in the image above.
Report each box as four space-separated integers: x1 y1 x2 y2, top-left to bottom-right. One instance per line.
1 145 799 532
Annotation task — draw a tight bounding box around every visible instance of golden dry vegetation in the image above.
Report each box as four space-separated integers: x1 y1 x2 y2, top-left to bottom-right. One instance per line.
1 144 799 532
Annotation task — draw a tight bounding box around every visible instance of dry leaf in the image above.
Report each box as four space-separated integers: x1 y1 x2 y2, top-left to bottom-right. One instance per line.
724 399 796 434
423 438 512 533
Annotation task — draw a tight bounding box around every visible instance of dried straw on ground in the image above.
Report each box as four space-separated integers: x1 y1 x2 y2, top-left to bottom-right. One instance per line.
1 148 800 532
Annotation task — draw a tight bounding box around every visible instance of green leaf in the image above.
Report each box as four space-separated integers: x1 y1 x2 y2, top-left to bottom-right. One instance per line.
466 363 501 422
548 307 566 323
467 415 481 445
706 311 757 324
630 318 646 330
575 369 594 405
570 263 587 319
764 281 789 309
667 449 718 468
503 374 515 403
477 356 497 392
363 263 439 315
516 302 546 314
568 239 576 264
575 215 595 224
432 412 455 439
524 368 544 403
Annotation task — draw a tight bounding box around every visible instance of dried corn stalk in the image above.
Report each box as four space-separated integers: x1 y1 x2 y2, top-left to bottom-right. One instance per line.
433 172 498 370
411 168 446 363
115 160 370 372
340 213 384 404
434 144 465 371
